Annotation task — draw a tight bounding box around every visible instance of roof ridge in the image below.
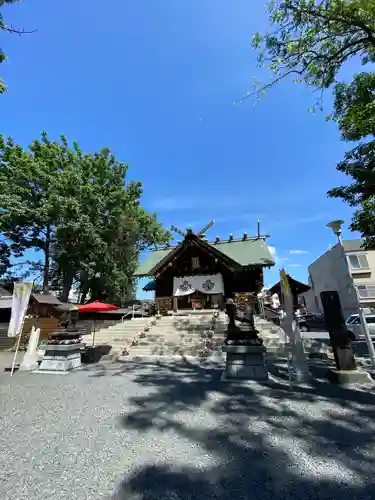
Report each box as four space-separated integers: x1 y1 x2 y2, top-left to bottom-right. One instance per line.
149 235 269 251
211 236 268 244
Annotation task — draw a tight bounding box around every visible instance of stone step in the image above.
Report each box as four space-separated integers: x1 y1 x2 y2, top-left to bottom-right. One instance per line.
127 347 224 357
116 336 223 347
106 337 225 346
95 330 227 338
117 353 226 363
96 326 150 333
110 344 331 359
89 312 315 360
92 332 280 344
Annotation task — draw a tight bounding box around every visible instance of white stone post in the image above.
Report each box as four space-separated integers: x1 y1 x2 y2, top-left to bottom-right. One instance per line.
19 326 41 371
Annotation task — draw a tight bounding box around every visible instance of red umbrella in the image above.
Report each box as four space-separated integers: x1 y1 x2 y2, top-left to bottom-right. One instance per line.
76 301 120 345
76 300 119 313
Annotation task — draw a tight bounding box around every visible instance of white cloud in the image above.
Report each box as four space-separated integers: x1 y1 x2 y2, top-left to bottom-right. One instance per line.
289 250 308 255
269 246 277 261
268 247 289 266
269 247 294 266
288 263 301 267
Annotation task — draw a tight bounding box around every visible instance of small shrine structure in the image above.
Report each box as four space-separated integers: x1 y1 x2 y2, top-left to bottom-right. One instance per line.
135 221 275 314
268 274 310 310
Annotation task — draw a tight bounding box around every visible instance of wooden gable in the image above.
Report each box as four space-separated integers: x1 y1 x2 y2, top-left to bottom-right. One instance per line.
152 232 242 278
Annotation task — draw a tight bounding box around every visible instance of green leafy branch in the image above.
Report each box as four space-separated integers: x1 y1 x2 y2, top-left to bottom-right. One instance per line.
0 0 37 93
241 0 375 107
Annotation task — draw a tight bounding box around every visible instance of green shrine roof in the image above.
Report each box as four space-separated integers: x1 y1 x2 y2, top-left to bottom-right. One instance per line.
136 248 173 276
135 237 275 277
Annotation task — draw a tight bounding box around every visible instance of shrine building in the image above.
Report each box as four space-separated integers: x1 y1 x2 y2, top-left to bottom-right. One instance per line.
134 221 275 314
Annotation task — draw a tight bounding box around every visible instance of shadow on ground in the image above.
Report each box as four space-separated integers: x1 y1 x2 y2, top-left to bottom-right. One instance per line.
85 357 375 500
81 344 112 364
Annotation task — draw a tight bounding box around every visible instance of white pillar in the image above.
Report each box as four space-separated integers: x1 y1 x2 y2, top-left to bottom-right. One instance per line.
281 316 311 383
19 326 41 371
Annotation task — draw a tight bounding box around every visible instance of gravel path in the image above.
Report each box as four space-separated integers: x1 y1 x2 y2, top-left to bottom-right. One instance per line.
1 357 375 500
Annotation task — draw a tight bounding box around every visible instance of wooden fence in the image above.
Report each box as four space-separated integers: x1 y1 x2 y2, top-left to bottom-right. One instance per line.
0 317 60 349
21 317 59 342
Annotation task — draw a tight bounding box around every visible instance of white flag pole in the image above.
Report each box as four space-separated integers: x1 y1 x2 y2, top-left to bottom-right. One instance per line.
10 330 23 377
10 302 31 377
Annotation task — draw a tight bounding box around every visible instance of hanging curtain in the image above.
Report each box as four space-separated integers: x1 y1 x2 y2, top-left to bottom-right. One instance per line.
173 274 224 296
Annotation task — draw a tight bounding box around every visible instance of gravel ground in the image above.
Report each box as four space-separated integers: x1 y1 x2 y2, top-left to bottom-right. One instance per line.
1 356 375 500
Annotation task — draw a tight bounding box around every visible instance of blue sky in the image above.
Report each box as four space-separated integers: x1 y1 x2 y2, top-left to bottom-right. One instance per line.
1 1 359 299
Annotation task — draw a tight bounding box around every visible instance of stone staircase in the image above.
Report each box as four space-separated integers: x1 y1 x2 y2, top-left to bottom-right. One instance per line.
86 311 332 360
251 318 332 358
83 317 151 349
57 319 118 339
120 312 228 359
0 322 12 350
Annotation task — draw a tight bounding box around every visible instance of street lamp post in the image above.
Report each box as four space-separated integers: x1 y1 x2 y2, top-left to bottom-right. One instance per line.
326 220 344 244
353 284 375 369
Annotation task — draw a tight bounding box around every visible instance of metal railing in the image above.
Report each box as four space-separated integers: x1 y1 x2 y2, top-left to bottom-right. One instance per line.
122 305 146 322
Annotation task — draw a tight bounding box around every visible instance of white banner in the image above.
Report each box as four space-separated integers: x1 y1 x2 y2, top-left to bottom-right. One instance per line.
7 282 33 338
173 274 224 296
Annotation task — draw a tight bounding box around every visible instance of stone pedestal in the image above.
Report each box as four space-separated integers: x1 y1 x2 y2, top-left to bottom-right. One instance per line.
221 345 268 381
34 344 84 374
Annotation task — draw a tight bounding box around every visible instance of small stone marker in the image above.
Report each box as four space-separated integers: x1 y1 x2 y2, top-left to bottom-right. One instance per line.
19 326 41 371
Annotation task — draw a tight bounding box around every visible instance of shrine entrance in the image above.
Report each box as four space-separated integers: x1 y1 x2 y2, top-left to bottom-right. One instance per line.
177 291 222 310
172 274 224 311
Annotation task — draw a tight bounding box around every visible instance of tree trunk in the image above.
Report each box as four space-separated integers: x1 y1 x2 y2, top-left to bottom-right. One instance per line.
60 268 75 303
42 226 51 293
80 283 89 304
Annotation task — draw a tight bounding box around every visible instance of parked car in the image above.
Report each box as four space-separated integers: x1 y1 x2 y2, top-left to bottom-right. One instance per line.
346 314 359 326
345 314 375 341
298 313 327 332
298 313 358 340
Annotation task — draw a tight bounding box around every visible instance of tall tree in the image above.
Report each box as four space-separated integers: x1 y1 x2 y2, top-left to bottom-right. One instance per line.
251 1 375 246
51 148 170 304
328 73 375 248
0 242 11 276
0 132 84 291
0 1 35 93
0 132 170 303
249 0 375 104
331 71 375 140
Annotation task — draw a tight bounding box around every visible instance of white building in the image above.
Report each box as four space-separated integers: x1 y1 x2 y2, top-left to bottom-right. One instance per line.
303 240 375 319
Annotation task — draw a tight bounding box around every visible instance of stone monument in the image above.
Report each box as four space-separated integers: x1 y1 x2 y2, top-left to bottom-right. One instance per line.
34 318 84 374
221 298 268 381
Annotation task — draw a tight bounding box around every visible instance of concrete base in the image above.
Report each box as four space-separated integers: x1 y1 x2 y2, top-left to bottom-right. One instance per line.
19 351 40 372
220 372 273 385
35 344 83 374
327 369 373 385
222 345 268 381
